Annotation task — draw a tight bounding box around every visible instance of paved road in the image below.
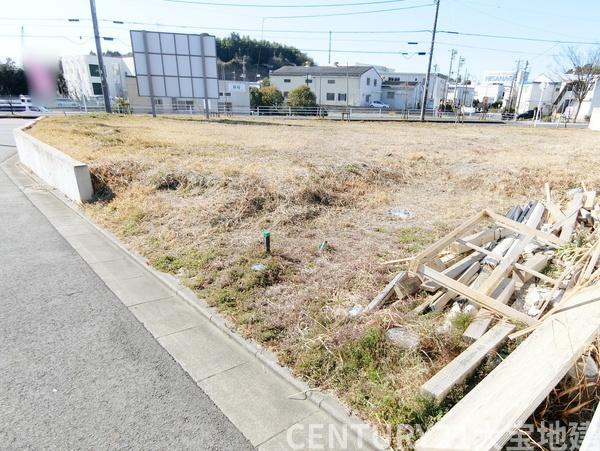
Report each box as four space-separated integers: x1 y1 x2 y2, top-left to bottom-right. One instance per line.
0 119 252 450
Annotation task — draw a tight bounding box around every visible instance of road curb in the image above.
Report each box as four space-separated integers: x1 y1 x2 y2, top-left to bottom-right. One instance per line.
2 154 389 451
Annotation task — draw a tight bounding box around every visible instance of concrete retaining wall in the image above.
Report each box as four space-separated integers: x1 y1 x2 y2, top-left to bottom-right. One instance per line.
14 123 93 203
589 107 600 131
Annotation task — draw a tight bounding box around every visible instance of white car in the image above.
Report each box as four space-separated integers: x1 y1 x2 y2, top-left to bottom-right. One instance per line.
369 100 390 109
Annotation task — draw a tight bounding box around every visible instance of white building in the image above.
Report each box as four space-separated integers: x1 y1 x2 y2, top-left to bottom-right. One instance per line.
61 54 135 101
446 83 475 107
515 75 562 115
380 71 448 109
125 75 251 113
553 74 600 122
475 69 528 107
475 82 505 104
270 65 382 107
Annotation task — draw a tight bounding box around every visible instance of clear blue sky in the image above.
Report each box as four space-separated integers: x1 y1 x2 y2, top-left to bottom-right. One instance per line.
2 0 599 82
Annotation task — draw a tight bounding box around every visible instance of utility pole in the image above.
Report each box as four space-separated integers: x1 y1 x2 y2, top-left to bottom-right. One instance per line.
444 48 456 104
241 55 247 80
420 0 440 121
453 56 464 106
328 31 332 65
515 60 529 117
507 59 521 114
89 0 111 113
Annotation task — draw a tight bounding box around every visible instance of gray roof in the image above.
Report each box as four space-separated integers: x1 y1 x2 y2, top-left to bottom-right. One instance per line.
271 65 375 77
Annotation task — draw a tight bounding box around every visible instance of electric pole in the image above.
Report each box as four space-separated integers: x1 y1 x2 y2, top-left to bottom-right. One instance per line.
515 60 529 117
453 56 464 105
444 48 456 104
507 59 521 114
420 0 440 121
89 0 111 113
328 31 332 65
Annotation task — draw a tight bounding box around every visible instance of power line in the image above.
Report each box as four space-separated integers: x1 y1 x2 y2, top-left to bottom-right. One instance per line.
438 30 599 45
264 2 433 19
164 0 413 7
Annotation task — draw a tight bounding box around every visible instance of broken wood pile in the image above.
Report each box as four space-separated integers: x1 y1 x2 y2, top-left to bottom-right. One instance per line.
366 184 600 451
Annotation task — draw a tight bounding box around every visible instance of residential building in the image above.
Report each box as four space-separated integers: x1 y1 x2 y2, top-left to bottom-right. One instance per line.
515 75 562 115
474 82 505 104
380 71 448 109
269 65 382 107
61 54 135 101
446 83 475 107
475 69 528 107
125 75 251 113
553 74 600 122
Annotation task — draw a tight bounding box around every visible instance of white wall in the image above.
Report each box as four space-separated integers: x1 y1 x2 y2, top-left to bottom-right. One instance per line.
475 83 504 104
61 55 135 101
516 82 561 114
270 74 363 107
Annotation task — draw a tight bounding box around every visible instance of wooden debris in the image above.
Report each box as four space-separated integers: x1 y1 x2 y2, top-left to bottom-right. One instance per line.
429 262 481 311
415 284 600 451
580 398 600 451
421 322 515 402
365 271 420 313
559 193 584 242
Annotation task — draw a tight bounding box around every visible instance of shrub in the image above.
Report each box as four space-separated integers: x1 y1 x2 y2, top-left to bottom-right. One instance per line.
287 85 317 108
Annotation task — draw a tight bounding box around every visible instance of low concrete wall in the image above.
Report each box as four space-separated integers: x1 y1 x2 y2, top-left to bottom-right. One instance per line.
589 107 600 131
14 122 93 203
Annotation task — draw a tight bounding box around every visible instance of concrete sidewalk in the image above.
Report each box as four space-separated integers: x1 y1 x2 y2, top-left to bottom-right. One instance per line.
2 136 384 449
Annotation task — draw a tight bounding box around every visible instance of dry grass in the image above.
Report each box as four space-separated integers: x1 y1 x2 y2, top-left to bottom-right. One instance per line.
29 114 600 442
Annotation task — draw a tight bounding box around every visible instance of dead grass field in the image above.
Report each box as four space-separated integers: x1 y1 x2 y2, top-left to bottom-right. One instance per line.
29 114 600 443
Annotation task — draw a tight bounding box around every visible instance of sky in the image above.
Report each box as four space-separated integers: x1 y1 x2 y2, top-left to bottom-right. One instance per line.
1 0 599 83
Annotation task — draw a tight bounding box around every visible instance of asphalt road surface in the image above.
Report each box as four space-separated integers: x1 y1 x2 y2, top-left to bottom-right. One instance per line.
0 119 252 450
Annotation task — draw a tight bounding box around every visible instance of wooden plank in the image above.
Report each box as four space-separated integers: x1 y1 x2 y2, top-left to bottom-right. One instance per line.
365 271 418 312
559 193 584 242
414 284 600 451
486 209 563 247
430 262 481 311
450 227 504 254
422 252 485 292
463 278 515 341
544 182 566 223
410 210 486 271
477 235 533 297
418 265 538 326
513 253 551 285
580 400 600 451
584 190 597 210
514 262 557 286
582 241 600 283
421 322 515 402
454 239 496 259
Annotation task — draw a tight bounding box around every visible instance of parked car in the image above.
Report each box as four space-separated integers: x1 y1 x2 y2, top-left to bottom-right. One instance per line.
517 109 537 120
369 100 390 109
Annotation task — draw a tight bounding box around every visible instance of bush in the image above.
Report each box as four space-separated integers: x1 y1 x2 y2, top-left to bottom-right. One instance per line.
250 85 284 107
287 85 317 108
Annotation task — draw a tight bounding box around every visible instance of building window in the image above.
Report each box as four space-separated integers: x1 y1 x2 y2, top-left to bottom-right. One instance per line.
326 93 335 101
306 79 313 84
284 91 289 98
154 98 163 106
366 94 371 103
387 91 395 99
374 79 378 87
338 93 346 101
92 82 103 95
283 79 291 83
328 79 335 84
89 64 100 77
225 92 231 96
366 77 371 86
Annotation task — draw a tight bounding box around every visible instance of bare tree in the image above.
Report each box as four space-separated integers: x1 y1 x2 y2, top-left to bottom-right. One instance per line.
556 46 600 122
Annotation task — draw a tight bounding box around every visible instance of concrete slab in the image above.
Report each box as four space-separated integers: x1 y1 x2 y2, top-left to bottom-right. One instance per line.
129 297 205 338
89 258 144 281
104 274 174 307
199 359 318 446
62 234 124 264
258 410 371 451
158 324 250 382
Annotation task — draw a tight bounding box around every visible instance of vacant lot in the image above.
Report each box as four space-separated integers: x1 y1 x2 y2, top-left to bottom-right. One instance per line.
29 115 600 441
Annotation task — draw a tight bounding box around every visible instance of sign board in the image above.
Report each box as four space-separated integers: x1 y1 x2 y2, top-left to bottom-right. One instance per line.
130 30 219 101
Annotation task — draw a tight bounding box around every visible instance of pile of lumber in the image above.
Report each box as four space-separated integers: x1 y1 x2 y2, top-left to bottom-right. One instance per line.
366 184 600 450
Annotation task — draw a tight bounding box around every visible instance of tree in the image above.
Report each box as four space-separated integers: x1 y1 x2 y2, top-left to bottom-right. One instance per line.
57 61 69 97
0 59 28 96
556 46 600 122
249 85 284 108
286 85 317 107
